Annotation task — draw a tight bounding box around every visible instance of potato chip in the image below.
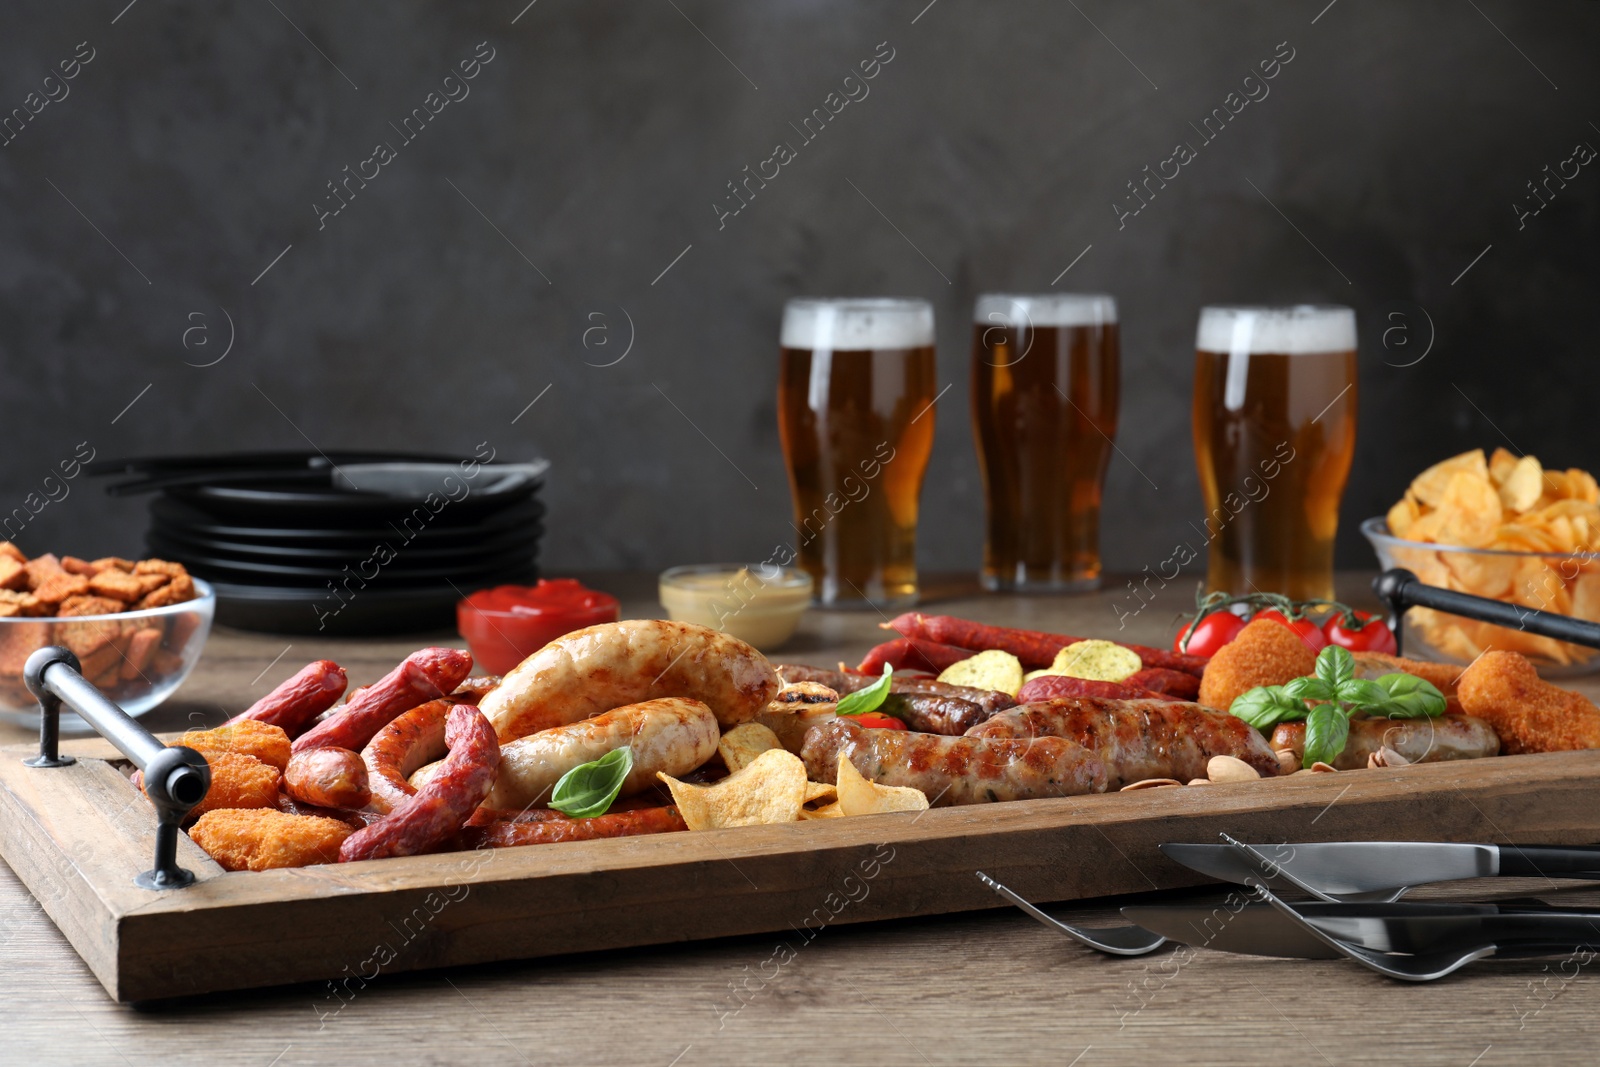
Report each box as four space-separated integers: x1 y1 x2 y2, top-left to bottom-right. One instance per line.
717 723 782 774
1442 550 1517 599
1409 449 1488 507
1435 471 1502 547
1488 447 1519 486
1498 455 1544 512
804 781 835 803
938 649 1025 696
834 755 929 816
1566 469 1600 504
799 800 845 820
1387 494 1419 537
1048 639 1142 682
657 749 807 830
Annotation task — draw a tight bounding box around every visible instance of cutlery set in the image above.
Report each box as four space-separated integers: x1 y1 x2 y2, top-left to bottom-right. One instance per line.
979 835 1600 981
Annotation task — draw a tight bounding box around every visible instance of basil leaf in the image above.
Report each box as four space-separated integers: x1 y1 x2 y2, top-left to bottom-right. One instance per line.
1315 645 1354 689
1302 702 1350 769
1334 677 1389 710
550 746 633 818
1229 686 1310 730
835 664 893 717
1369 673 1447 719
1282 676 1334 703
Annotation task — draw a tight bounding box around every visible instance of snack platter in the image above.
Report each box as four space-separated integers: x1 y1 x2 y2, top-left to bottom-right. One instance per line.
1 736 1597 1002
6 581 1600 1003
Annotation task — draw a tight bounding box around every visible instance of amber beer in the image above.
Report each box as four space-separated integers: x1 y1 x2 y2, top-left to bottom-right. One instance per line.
1192 305 1358 601
971 294 1119 591
779 298 937 607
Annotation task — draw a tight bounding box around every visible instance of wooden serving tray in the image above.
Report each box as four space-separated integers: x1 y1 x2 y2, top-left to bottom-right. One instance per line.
3 739 1599 1002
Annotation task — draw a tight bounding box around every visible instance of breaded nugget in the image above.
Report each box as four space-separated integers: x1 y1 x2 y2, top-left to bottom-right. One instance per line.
183 751 283 818
1457 650 1600 755
1198 617 1318 711
189 808 352 871
178 720 292 771
1350 651 1464 694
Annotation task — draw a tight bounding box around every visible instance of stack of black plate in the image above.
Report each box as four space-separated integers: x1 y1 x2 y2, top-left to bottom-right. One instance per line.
93 452 546 635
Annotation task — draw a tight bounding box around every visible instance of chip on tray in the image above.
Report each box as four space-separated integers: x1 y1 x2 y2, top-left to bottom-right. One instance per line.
717 723 782 774
1046 639 1142 682
937 649 1025 697
834 755 930 816
1386 448 1600 666
657 748 808 830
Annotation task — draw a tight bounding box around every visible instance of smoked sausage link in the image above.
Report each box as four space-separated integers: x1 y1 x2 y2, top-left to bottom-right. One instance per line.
340 704 500 862
293 647 473 754
225 660 348 738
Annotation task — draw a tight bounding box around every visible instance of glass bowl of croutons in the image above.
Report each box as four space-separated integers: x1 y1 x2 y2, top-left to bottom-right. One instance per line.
0 549 215 728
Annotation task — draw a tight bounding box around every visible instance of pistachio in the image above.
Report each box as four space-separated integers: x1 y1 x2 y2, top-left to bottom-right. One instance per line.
1186 778 1213 786
1206 755 1260 783
1121 778 1183 791
1310 761 1337 773
1275 749 1300 776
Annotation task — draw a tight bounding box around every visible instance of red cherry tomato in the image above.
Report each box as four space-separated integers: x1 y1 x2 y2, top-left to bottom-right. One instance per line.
844 712 908 730
1324 611 1398 655
1255 609 1329 653
1174 611 1247 657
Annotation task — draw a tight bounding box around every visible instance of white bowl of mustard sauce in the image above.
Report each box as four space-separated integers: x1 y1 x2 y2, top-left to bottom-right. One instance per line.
658 564 813 651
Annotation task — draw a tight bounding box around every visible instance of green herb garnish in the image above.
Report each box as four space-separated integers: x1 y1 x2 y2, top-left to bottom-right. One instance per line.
836 664 894 718
1227 645 1446 768
549 746 633 818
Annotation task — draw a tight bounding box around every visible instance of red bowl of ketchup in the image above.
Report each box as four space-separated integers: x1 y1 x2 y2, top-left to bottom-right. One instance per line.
456 579 620 675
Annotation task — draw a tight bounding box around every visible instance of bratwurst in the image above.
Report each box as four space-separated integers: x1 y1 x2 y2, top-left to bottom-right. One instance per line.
485 697 720 810
967 698 1281 786
482 620 777 741
1270 714 1500 770
775 664 1017 718
801 718 1107 805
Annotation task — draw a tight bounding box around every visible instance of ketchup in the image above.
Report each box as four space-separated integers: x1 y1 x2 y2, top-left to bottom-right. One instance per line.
457 579 620 675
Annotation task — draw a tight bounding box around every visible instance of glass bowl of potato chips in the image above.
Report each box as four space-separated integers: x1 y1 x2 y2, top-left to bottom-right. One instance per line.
1364 448 1600 675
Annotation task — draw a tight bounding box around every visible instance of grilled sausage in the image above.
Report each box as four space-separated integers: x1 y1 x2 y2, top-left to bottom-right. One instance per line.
340 704 499 862
775 664 1016 716
1270 714 1501 770
459 805 688 848
879 693 989 735
968 698 1281 786
225 659 348 738
482 620 777 741
485 697 720 810
284 747 371 810
1015 675 1182 704
362 699 451 815
293 647 473 754
801 718 1107 805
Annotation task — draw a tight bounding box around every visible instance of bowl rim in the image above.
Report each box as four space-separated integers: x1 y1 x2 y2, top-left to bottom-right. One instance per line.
0 576 216 624
1360 516 1600 561
659 563 814 592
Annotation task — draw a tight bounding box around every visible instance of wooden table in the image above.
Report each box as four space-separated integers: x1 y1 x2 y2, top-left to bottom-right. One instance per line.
3 573 1598 1065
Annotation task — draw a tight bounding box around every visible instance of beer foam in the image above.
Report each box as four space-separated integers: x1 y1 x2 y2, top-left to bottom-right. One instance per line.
973 293 1117 327
1196 305 1356 355
781 298 934 350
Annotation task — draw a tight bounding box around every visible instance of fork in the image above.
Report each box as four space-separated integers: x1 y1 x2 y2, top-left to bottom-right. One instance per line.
975 872 1167 956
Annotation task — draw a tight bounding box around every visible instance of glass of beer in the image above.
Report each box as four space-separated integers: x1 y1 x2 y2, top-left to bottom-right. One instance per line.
971 293 1119 592
1192 305 1358 602
778 298 938 608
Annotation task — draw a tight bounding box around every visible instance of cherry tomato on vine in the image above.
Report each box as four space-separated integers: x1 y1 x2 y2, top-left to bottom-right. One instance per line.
1324 611 1397 655
1255 609 1329 653
1173 611 1247 657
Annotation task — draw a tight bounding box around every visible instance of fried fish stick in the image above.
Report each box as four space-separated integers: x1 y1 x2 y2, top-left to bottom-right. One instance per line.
189 808 353 871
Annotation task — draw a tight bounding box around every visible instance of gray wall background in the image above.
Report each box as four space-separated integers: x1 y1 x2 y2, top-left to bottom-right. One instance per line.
2 0 1598 586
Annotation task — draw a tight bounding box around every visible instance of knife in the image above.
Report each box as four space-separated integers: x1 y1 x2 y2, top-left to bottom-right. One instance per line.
1160 841 1600 900
1122 900 1600 959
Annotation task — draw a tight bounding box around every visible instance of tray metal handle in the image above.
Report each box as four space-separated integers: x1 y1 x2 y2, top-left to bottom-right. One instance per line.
23 646 210 890
1373 568 1600 657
